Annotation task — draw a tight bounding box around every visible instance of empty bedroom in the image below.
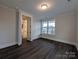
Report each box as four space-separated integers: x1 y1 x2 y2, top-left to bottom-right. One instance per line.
0 0 78 59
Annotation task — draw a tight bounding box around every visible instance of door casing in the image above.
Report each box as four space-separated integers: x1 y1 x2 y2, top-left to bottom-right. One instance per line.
16 10 31 45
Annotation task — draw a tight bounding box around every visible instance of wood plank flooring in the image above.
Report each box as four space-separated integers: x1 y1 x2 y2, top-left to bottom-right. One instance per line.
0 38 78 59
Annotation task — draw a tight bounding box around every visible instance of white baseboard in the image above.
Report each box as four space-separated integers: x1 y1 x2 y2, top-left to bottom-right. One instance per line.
31 35 39 41
0 41 17 49
41 36 77 48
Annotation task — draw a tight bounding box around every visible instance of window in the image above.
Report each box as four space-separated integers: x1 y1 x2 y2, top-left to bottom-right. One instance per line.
41 21 47 34
41 20 55 35
48 21 55 34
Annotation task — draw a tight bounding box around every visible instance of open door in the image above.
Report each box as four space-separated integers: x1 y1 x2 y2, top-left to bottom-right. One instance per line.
27 16 31 40
22 15 31 41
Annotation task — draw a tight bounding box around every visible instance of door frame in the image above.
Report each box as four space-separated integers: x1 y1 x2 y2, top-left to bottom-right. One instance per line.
17 9 32 45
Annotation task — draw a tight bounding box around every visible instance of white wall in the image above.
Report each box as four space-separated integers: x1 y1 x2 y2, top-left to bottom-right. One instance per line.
0 5 16 49
0 6 40 48
31 17 41 41
41 10 78 48
55 10 77 46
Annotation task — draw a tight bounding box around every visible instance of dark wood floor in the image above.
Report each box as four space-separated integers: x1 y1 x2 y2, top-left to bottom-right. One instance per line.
0 38 78 59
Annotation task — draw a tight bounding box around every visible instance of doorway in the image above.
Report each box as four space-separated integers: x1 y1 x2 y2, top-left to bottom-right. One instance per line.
22 15 31 43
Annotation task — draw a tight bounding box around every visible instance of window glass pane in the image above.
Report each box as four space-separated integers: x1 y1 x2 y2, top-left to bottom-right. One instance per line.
41 21 47 34
48 27 52 34
53 28 55 35
48 21 55 27
48 20 55 34
42 27 47 34
42 22 47 27
48 27 55 34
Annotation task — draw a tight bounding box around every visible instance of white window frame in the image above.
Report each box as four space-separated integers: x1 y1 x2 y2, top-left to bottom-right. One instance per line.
41 19 55 35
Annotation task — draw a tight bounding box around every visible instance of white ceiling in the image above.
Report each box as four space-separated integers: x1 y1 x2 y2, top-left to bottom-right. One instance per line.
0 0 78 18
